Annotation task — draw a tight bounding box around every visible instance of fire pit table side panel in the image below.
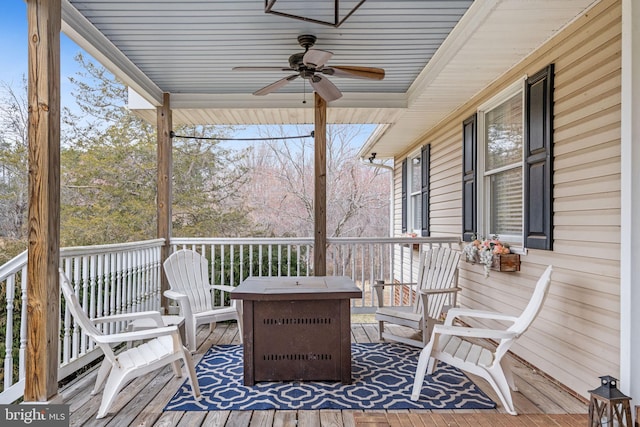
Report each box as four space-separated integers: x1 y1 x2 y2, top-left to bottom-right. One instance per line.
231 276 362 385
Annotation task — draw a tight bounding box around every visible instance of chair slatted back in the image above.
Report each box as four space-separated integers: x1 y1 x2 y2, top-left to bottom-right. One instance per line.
492 265 552 362
415 247 461 317
59 269 118 364
163 249 214 313
508 265 553 336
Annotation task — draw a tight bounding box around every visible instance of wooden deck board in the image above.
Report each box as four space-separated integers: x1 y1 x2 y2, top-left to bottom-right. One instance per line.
60 322 588 426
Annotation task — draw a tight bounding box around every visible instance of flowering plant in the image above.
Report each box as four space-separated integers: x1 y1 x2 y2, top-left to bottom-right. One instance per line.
462 234 511 277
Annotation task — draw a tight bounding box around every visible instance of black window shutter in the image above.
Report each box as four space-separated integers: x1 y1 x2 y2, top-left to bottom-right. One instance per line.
401 159 407 233
421 144 430 237
462 114 477 242
524 64 554 250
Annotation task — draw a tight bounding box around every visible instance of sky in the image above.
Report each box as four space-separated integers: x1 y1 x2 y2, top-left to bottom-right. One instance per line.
0 1 374 145
1 1 86 110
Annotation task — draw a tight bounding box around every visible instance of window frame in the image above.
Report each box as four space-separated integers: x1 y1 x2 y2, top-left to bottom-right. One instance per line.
401 144 430 237
407 148 422 234
476 79 526 248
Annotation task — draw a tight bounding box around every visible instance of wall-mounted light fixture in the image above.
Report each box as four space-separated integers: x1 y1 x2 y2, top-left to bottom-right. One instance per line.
265 0 367 28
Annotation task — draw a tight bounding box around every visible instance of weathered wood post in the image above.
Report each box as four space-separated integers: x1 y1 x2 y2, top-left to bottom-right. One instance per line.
314 92 327 276
157 93 172 312
25 0 61 402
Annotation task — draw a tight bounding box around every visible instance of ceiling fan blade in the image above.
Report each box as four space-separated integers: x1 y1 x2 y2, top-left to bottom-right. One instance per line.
233 66 294 72
303 49 333 68
322 66 385 80
253 75 299 96
309 75 342 102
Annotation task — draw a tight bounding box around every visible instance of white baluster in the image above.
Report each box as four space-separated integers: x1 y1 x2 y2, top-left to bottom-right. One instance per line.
4 275 15 391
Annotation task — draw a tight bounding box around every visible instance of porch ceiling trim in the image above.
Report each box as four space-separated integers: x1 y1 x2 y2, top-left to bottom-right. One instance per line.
362 0 602 159
61 0 163 105
59 0 601 158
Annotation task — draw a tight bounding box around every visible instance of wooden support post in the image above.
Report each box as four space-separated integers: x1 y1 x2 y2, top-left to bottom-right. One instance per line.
157 93 172 312
25 0 61 402
314 93 327 276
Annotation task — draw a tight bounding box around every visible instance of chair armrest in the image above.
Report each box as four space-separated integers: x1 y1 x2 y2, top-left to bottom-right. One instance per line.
373 282 418 289
211 284 236 293
419 287 462 322
373 281 418 308
444 307 518 325
164 289 188 302
93 325 179 344
92 311 164 327
164 290 194 319
433 324 518 341
420 287 462 295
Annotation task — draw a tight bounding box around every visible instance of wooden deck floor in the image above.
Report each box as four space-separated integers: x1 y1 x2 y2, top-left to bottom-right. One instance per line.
62 321 588 427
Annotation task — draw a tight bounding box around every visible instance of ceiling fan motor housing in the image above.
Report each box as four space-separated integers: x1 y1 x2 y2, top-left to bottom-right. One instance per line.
289 35 318 73
288 52 306 71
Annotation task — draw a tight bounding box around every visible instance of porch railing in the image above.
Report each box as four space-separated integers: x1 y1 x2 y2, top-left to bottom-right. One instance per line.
170 236 461 313
0 235 459 403
0 239 164 403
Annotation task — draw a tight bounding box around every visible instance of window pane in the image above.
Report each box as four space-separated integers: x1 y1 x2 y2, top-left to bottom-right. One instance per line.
485 93 523 170
412 194 421 231
411 157 421 193
490 167 522 236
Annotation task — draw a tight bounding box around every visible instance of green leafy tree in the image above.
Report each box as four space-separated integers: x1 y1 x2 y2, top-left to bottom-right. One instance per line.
61 54 254 245
171 128 253 237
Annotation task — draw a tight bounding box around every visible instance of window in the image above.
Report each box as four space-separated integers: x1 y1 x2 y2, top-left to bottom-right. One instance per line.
409 153 422 232
463 64 554 251
402 145 430 236
478 87 524 246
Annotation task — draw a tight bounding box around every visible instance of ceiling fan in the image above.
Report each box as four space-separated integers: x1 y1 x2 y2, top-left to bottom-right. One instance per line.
232 35 385 102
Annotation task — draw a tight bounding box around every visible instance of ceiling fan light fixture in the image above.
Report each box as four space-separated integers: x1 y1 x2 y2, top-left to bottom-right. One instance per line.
264 0 367 28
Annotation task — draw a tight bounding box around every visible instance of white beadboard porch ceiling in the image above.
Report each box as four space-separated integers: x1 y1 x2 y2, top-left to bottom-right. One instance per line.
62 0 600 159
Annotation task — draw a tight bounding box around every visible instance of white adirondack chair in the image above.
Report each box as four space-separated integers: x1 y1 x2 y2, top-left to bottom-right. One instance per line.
411 265 553 415
163 249 242 352
59 269 200 419
374 246 461 347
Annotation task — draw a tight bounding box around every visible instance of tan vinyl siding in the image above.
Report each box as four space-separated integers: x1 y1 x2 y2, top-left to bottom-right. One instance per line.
392 0 621 399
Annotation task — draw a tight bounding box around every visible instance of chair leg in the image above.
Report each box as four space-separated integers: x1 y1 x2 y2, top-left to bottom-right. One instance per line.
181 348 201 398
185 322 197 353
411 340 435 401
486 366 517 415
236 304 244 344
171 360 182 377
96 368 127 419
236 320 243 343
422 320 434 347
92 359 112 395
426 355 437 375
378 321 384 341
500 357 518 392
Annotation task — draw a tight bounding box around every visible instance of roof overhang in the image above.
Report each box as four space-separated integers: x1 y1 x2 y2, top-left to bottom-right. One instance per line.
61 0 601 158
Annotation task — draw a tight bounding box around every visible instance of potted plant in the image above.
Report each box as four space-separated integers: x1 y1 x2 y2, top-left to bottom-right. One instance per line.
462 234 520 277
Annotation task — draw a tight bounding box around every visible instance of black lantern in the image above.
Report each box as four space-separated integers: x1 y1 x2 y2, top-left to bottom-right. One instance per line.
588 375 632 426
265 0 367 28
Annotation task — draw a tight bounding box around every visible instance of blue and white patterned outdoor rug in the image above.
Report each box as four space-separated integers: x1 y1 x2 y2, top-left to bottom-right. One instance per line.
164 342 496 411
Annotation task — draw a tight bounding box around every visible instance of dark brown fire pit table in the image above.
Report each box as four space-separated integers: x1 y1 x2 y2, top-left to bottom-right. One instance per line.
230 276 362 385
